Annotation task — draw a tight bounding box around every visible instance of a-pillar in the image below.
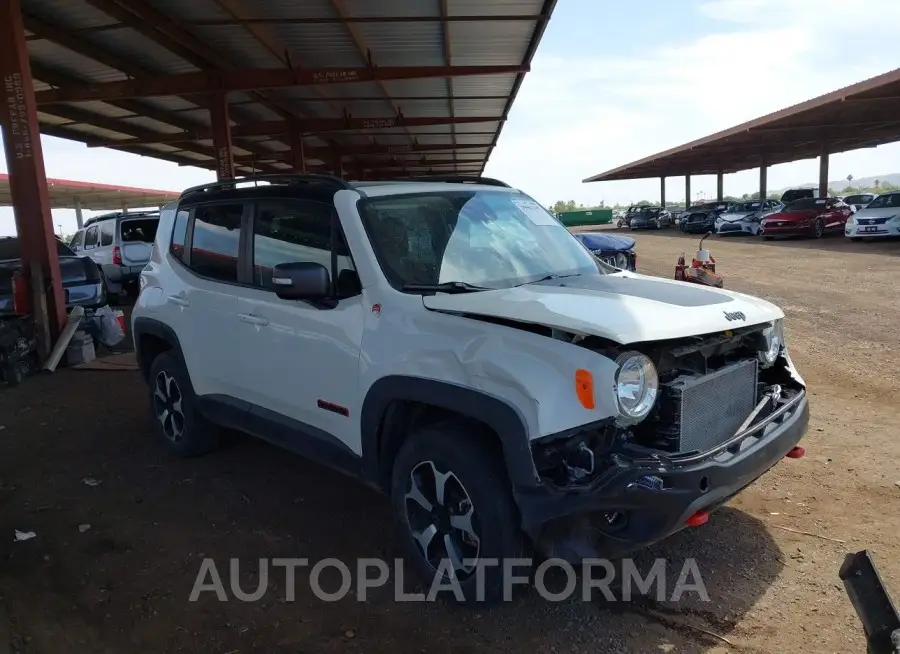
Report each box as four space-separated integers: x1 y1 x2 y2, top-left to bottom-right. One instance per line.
684 175 691 209
209 91 234 181
289 131 306 173
0 0 66 354
660 176 666 208
818 143 829 198
74 195 84 228
716 168 724 202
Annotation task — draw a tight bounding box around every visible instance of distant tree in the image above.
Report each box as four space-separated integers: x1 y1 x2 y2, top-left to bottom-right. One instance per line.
636 200 651 206
551 200 579 214
874 179 880 188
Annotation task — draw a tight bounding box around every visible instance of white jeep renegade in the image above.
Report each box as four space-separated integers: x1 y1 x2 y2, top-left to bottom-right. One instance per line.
132 174 809 602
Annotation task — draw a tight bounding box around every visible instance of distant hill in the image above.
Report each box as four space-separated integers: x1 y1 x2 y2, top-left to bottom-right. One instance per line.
773 173 900 193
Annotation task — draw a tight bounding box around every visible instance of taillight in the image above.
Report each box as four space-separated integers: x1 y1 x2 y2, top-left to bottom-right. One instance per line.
112 246 122 265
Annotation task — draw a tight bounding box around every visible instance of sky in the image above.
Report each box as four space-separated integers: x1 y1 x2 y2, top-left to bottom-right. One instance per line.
2 0 900 236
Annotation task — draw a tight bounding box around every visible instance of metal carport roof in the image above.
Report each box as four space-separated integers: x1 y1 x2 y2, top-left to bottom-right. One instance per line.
22 0 558 178
584 67 900 182
0 172 177 209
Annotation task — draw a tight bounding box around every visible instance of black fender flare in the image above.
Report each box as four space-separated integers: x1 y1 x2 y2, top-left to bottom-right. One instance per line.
360 375 540 489
132 317 186 381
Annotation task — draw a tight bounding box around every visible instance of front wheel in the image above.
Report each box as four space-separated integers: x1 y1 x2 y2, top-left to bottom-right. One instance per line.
391 422 528 604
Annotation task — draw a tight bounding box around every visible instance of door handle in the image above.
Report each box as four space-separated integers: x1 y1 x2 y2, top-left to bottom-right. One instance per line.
166 294 190 307
239 313 269 327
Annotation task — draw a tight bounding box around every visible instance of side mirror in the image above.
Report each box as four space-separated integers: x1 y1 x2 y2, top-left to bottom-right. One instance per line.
272 261 330 301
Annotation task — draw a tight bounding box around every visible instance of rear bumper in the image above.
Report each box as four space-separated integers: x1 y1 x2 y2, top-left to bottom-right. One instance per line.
516 390 809 562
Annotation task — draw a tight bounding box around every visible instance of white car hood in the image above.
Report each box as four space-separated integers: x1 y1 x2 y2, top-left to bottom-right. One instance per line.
721 212 754 222
854 207 899 219
423 272 784 344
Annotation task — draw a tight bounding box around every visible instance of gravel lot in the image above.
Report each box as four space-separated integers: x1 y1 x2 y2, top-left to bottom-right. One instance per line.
1 229 898 653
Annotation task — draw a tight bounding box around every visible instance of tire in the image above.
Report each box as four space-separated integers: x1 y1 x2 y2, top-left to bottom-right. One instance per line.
390 422 528 604
848 237 861 242
813 218 825 239
147 351 219 457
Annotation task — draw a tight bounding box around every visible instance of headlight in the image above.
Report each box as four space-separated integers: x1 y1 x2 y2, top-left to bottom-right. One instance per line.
615 253 628 268
759 319 784 367
614 351 658 424
888 215 900 223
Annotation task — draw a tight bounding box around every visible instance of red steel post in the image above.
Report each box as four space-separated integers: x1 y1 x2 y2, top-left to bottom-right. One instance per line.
209 91 234 181
0 0 66 354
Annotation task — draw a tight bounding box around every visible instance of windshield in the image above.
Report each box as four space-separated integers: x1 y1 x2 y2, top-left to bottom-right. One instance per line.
358 191 605 290
638 208 661 216
785 198 826 211
843 194 873 206
865 193 900 209
731 201 761 212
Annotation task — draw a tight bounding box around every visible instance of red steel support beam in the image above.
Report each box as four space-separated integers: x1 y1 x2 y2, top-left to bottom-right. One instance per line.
0 0 66 354
86 116 503 147
34 65 528 104
209 92 234 181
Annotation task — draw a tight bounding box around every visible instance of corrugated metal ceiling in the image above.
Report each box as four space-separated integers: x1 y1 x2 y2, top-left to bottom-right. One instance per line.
22 0 556 178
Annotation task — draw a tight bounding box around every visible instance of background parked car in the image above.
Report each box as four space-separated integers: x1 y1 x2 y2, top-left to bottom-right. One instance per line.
760 197 852 239
572 232 637 270
69 211 159 299
844 191 900 240
679 202 733 234
716 199 783 236
779 188 815 205
629 206 672 229
0 236 106 314
842 193 875 212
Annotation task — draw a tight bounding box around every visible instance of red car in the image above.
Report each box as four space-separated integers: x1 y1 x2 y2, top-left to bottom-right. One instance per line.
759 197 852 239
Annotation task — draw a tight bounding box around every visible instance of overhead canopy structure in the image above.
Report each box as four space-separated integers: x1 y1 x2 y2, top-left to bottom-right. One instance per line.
584 67 900 182
23 0 557 178
0 172 177 210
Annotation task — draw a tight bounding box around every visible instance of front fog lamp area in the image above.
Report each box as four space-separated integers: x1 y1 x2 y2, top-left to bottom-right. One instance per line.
759 319 784 367
614 351 658 425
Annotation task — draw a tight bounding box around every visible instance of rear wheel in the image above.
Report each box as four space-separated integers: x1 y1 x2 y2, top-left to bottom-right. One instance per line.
391 422 528 604
813 218 825 238
148 351 219 457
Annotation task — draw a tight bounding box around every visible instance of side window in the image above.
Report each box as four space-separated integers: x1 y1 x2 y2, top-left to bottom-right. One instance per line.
69 230 84 250
83 225 99 249
251 199 358 296
189 203 243 282
170 209 189 262
99 221 114 247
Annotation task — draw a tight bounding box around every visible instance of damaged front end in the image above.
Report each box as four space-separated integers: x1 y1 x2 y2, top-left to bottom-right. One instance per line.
519 322 809 563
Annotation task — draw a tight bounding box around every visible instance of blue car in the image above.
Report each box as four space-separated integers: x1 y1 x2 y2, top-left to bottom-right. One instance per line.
573 232 637 271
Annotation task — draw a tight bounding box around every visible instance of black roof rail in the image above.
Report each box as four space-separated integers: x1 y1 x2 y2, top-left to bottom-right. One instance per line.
82 209 160 228
179 173 353 199
401 175 511 188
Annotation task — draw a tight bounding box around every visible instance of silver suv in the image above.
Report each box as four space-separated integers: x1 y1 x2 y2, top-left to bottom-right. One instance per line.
69 211 159 299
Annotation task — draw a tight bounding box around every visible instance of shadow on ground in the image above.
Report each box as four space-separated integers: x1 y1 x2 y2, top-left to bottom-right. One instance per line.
0 369 785 653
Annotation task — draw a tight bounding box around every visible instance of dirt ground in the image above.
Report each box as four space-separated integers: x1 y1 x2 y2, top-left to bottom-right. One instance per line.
1 229 898 654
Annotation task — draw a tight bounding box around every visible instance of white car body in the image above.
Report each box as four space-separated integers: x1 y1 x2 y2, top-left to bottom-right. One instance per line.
131 177 809 581
844 192 900 239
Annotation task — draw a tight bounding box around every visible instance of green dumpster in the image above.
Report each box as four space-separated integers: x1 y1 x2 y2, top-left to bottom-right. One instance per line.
556 208 613 227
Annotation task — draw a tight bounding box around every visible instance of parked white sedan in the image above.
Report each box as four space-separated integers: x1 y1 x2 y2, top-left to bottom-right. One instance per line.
845 191 900 240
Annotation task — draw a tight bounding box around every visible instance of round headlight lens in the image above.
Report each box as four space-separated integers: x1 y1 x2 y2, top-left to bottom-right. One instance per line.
760 319 784 366
615 253 629 269
614 351 659 423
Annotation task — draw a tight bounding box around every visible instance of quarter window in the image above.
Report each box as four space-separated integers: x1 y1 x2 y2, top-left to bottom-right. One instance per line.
189 203 243 282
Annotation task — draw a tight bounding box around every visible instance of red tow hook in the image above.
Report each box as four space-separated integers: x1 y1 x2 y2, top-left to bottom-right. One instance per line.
785 446 805 459
685 511 709 528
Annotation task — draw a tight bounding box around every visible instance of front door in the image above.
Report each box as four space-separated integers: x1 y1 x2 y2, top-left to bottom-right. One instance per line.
230 198 365 451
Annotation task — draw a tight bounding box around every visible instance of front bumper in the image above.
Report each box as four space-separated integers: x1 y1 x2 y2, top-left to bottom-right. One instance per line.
846 222 900 238
681 223 714 233
516 390 809 562
760 223 810 236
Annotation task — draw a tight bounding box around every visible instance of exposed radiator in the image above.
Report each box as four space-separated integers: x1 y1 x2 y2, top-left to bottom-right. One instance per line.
664 359 759 453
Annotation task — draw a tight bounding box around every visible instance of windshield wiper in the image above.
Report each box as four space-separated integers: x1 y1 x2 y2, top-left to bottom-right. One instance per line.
516 273 582 287
402 281 493 294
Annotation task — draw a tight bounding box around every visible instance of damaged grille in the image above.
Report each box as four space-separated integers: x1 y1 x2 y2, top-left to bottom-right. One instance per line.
662 359 759 453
